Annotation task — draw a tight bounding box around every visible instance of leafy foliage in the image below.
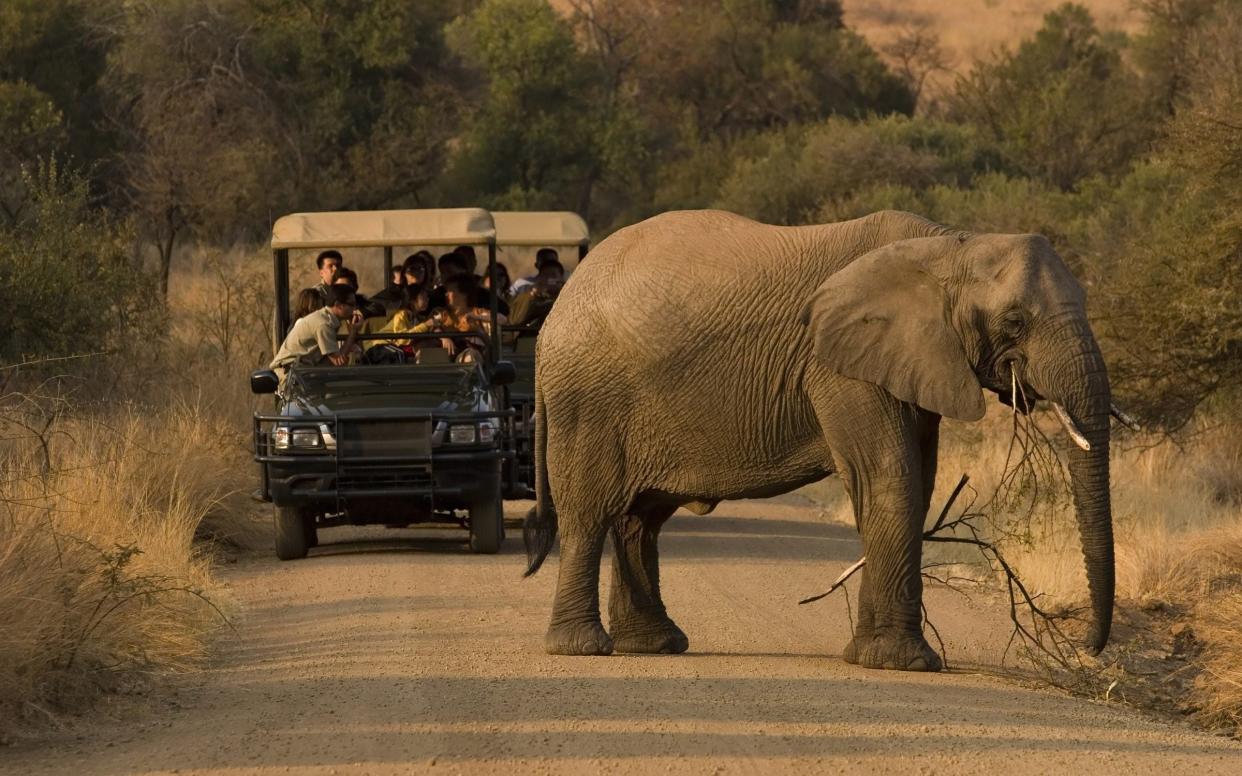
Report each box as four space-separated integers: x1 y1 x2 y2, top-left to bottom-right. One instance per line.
0 161 157 363
949 3 1154 190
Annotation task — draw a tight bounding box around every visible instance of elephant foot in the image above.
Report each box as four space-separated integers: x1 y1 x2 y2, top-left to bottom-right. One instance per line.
843 631 942 672
545 620 614 656
611 617 689 654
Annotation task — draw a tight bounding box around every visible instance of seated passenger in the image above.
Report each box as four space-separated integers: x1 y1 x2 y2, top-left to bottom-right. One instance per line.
312 250 343 303
332 266 385 319
369 259 411 314
454 244 479 276
400 276 506 358
510 248 559 296
508 258 565 328
483 262 513 303
270 285 364 385
293 287 325 320
374 284 431 350
426 252 471 311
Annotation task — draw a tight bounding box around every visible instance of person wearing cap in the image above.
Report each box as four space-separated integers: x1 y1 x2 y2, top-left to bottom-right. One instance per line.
270 284 365 391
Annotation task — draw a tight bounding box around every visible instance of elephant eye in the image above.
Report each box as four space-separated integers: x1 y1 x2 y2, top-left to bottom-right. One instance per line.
1001 311 1027 337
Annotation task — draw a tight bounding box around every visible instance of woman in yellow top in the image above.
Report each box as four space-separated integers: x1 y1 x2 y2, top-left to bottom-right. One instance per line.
382 277 505 358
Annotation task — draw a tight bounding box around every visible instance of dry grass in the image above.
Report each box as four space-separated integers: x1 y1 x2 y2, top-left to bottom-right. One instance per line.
0 248 270 736
803 404 1242 730
0 399 247 732
841 0 1143 103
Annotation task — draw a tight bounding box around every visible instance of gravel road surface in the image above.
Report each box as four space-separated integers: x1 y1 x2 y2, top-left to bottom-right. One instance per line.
5 494 1240 774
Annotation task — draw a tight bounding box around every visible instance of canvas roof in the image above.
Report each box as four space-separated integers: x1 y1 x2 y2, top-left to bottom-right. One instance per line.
492 211 589 247
271 208 496 249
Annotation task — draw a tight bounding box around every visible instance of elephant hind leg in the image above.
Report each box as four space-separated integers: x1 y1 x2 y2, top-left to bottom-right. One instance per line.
545 520 614 655
608 502 688 655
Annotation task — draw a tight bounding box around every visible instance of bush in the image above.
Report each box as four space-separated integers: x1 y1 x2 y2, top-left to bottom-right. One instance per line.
0 161 159 363
949 3 1154 190
714 114 1000 224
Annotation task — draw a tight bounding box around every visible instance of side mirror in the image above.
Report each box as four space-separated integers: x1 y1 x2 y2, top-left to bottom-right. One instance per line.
490 360 517 387
250 369 279 394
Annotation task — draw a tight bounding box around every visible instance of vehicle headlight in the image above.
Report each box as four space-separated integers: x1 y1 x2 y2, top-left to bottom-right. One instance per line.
449 425 477 444
478 422 497 445
291 428 323 448
273 426 290 451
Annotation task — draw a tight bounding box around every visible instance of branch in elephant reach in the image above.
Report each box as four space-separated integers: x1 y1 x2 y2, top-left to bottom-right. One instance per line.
800 473 1104 678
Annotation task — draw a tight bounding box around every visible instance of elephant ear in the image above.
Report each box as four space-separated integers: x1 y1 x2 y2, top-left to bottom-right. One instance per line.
799 239 985 421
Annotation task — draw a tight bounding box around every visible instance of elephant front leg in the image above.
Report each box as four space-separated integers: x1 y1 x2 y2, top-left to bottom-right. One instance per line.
841 479 941 672
607 507 688 654
545 524 614 656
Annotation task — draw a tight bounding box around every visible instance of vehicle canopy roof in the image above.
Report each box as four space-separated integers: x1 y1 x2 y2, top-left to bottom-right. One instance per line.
491 211 589 247
271 208 496 249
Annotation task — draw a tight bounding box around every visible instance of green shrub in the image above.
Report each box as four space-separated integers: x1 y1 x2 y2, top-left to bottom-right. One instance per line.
714 115 1000 224
0 161 158 363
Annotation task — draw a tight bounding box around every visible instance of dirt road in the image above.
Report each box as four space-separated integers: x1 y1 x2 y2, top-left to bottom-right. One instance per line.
6 494 1240 774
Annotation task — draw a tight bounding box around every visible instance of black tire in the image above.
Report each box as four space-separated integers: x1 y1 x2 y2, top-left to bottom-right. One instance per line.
275 505 311 560
305 512 319 548
468 486 504 554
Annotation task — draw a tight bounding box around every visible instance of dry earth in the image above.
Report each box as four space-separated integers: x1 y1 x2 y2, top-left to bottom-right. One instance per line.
4 495 1240 774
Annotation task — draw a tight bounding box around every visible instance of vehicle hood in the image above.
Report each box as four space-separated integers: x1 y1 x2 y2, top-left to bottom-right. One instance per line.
283 364 489 415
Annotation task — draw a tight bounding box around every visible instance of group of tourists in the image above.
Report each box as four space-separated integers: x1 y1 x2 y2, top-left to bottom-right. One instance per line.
270 245 567 377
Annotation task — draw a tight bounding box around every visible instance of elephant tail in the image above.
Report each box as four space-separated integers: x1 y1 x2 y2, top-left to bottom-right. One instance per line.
523 384 557 577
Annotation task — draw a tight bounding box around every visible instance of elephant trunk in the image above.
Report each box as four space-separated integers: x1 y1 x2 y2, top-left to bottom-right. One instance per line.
1026 316 1114 655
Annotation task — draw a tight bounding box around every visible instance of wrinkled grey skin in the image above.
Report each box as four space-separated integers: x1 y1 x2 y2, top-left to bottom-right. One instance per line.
523 209 1112 672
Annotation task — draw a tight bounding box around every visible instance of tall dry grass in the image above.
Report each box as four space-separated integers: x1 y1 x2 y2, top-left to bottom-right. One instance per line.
0 247 271 735
803 403 1242 728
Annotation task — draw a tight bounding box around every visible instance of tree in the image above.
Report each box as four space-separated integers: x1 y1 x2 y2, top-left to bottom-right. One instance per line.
242 0 464 211
105 0 283 295
1088 2 1242 427
950 3 1153 190
446 0 604 212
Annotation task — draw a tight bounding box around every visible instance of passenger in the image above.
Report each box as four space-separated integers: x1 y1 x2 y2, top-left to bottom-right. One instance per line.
270 285 365 387
510 247 560 296
293 287 325 321
373 284 431 352
402 276 506 358
483 262 513 302
332 267 385 319
412 249 436 286
454 244 479 276
311 250 343 302
402 253 429 287
508 258 565 328
427 252 471 311
370 259 409 313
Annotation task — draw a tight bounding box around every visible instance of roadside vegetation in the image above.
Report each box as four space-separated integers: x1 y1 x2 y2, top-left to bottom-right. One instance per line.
2 0 1241 738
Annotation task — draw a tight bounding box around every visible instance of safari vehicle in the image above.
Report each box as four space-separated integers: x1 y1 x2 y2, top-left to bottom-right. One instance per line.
492 211 589 498
249 208 517 560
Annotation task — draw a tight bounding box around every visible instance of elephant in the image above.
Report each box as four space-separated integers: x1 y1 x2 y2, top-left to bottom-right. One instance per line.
522 209 1115 672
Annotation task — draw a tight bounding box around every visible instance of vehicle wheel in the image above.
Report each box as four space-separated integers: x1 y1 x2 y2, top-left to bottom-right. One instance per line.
304 512 319 548
468 488 504 554
275 505 311 560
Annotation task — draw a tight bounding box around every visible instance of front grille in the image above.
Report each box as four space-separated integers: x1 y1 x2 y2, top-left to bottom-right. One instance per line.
337 419 432 458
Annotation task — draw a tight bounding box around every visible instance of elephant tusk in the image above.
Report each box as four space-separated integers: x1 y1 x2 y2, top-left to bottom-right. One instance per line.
1051 403 1091 451
1010 365 1017 417
1110 403 1142 432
